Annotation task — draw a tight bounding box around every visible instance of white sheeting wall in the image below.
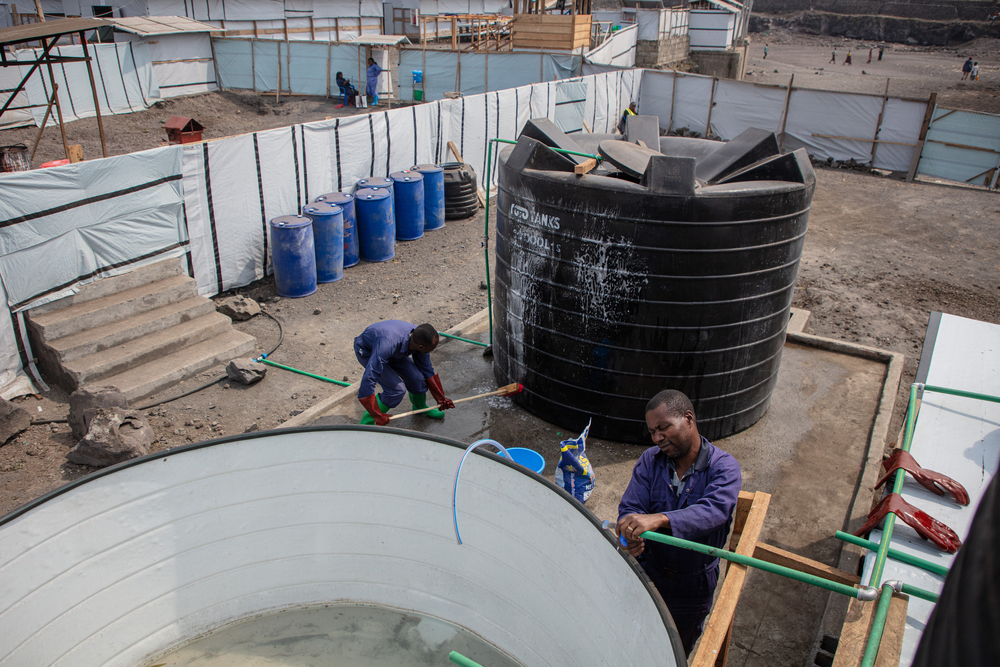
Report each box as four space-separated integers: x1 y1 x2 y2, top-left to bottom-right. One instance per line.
584 23 637 68
0 66 34 129
13 42 158 126
3 67 982 389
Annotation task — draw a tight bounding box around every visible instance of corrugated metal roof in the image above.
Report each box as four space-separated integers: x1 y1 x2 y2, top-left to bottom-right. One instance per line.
109 16 223 36
0 18 107 45
347 35 411 46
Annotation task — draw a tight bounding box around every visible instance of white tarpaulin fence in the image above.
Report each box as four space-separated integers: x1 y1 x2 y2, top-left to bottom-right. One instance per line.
10 42 158 127
0 66 994 387
585 23 637 68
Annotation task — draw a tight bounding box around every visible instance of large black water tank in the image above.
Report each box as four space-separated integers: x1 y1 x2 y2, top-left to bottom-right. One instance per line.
493 122 816 443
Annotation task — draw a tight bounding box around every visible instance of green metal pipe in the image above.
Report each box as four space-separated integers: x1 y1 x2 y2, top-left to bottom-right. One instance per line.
868 383 920 587
449 651 484 667
633 528 877 600
835 531 950 578
483 139 495 350
860 583 897 667
900 582 940 603
922 384 1000 404
258 358 351 387
439 331 488 347
492 137 601 161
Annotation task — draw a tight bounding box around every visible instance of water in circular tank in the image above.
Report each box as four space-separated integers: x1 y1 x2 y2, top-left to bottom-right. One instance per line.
494 120 817 443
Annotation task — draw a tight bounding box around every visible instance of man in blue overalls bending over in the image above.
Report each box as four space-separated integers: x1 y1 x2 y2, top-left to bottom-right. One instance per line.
354 320 455 425
616 389 742 656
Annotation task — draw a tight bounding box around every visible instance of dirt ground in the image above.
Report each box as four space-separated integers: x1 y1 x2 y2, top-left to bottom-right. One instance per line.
746 25 1000 113
2 36 1000 522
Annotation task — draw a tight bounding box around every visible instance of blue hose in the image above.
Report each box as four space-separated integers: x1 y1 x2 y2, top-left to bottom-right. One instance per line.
453 439 511 545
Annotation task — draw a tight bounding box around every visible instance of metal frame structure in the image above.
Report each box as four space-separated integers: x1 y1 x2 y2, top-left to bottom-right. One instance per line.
0 18 110 159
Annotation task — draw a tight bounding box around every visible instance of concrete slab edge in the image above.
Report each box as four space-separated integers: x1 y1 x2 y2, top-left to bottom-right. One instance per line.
787 329 905 664
278 308 492 429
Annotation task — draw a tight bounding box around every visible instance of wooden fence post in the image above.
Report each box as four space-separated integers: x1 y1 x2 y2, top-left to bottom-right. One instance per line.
906 91 937 183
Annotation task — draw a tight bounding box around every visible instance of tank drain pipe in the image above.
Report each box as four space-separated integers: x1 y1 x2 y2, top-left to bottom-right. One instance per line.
835 531 949 578
254 354 352 387
481 138 604 359
452 439 511 545
449 650 484 667
601 520 880 601
439 331 488 347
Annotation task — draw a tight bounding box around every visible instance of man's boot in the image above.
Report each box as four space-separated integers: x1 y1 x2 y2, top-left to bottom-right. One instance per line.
360 395 391 425
409 392 444 419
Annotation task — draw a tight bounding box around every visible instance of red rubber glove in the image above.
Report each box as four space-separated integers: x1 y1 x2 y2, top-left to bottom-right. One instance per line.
359 395 390 426
425 374 455 409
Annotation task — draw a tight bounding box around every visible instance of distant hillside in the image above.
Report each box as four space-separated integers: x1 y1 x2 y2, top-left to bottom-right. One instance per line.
753 0 998 22
751 10 1000 45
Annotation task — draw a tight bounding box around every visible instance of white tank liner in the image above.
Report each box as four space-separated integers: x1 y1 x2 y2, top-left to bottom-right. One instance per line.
0 426 684 666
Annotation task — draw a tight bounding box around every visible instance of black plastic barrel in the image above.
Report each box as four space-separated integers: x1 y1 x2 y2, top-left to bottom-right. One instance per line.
493 128 816 443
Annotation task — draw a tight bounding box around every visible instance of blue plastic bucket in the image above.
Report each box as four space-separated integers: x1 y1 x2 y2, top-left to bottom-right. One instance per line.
356 177 394 199
354 187 395 262
315 191 359 268
411 164 445 232
390 170 425 241
303 202 344 283
269 215 317 298
505 447 545 475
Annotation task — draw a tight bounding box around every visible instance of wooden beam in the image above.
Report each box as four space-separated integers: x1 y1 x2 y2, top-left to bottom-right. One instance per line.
448 140 464 163
574 158 597 174
692 491 771 667
705 75 717 137
906 92 936 183
870 78 890 166
309 16 315 40
67 143 83 163
752 542 861 587
831 597 877 667
810 133 916 147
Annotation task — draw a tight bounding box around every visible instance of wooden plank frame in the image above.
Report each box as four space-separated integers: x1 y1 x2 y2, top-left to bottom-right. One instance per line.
690 490 770 667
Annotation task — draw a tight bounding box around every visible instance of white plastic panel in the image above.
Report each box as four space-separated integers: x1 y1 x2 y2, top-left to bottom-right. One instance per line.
0 428 683 667
862 314 1000 665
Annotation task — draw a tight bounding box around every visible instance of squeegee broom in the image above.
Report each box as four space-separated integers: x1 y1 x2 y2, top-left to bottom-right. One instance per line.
389 383 523 421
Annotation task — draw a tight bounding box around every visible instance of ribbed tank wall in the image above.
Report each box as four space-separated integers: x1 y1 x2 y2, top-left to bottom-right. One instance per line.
494 152 814 443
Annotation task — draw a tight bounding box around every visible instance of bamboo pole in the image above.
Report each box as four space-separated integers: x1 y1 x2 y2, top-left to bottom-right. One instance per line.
326 41 331 98
78 35 107 158
704 75 717 137
276 41 282 103
870 78 890 166
251 38 256 91
778 73 794 151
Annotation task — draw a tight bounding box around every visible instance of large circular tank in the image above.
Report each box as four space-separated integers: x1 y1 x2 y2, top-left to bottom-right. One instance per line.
494 122 816 443
0 427 685 666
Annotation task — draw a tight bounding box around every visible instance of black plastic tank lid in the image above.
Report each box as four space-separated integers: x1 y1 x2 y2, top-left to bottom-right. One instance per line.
598 140 665 179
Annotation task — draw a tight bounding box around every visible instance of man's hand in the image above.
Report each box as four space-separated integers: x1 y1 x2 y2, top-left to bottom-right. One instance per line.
426 374 455 410
616 512 670 558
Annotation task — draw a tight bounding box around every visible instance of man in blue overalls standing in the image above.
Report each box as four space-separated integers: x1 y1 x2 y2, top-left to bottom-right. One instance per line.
354 321 455 425
616 389 742 655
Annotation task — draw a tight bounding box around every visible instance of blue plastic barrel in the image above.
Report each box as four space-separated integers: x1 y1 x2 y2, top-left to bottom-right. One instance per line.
412 163 445 231
269 215 317 298
356 177 394 198
315 191 358 268
390 170 425 241
354 187 395 262
505 447 545 475
303 202 344 283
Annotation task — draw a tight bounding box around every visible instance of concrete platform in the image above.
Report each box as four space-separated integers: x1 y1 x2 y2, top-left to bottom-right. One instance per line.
299 310 901 667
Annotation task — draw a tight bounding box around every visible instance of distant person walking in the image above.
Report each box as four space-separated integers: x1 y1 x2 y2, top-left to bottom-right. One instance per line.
878 45 884 60
867 48 873 63
972 62 980 81
844 51 853 65
763 43 768 59
830 49 837 64
962 57 973 80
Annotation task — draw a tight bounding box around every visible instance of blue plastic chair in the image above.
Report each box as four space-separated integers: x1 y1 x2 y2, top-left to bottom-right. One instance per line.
338 86 347 105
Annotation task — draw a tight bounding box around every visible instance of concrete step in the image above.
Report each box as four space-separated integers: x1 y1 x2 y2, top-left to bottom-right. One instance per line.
62 312 236 388
27 274 199 342
102 329 258 403
29 258 186 316
39 296 218 365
